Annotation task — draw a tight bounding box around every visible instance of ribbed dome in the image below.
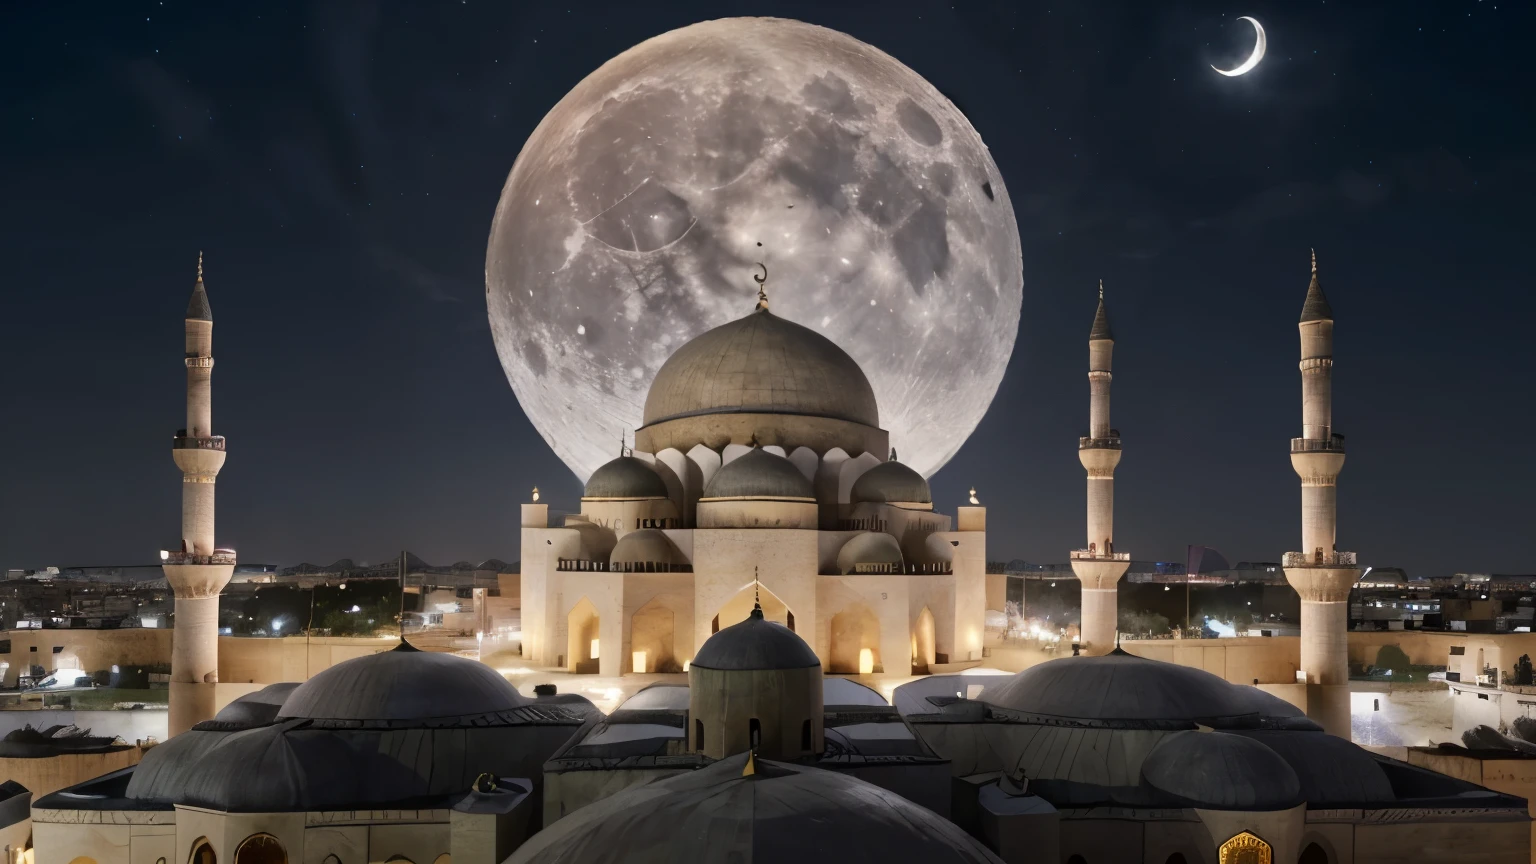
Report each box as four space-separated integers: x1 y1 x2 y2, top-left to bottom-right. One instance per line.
609 528 678 567
980 649 1258 725
507 753 1001 864
1140 730 1302 810
584 456 669 499
277 641 529 722
692 607 821 671
702 448 814 500
642 309 879 429
850 460 931 504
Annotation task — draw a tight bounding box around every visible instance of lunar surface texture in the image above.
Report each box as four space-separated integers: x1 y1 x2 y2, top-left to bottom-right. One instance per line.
487 17 1023 481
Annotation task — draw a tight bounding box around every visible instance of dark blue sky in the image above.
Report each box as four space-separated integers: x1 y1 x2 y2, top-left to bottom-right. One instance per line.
2 1 1531 575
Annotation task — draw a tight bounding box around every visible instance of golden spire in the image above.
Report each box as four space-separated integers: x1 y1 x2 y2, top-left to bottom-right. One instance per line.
743 750 757 776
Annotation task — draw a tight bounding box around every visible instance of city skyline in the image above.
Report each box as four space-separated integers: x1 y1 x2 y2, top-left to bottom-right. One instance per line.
2 1 1531 577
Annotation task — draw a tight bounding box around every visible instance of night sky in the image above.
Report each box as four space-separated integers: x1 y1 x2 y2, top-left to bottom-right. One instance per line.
3 1 1531 576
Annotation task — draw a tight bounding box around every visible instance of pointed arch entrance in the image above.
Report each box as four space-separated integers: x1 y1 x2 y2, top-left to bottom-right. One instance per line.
912 606 936 674
713 581 794 631
632 595 683 673
567 597 600 674
829 604 881 674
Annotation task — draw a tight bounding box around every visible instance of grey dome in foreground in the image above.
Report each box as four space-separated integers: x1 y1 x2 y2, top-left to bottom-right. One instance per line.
701 448 814 500
1141 730 1302 810
507 752 1001 864
641 308 879 429
692 607 821 671
277 640 529 721
850 460 932 504
584 455 669 499
981 648 1259 724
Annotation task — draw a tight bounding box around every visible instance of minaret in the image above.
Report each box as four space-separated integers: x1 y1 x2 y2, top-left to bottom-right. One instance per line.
1282 251 1361 737
162 252 235 736
1070 282 1130 655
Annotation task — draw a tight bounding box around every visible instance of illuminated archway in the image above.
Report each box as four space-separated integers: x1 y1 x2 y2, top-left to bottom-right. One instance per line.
1218 832 1271 864
234 835 285 864
912 607 936 674
567 597 600 674
829 604 880 674
631 595 683 673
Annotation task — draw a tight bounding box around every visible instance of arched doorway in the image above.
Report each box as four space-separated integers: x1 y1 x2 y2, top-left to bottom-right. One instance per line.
713 582 792 630
912 607 936 674
567 597 600 674
188 839 216 864
1298 843 1330 864
234 835 285 864
829 604 881 674
632 596 682 673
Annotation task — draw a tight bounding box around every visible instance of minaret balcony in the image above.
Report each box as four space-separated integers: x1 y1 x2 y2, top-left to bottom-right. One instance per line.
1290 434 1345 454
1282 550 1357 568
173 435 226 452
1078 436 1122 450
164 550 237 566
1071 549 1130 561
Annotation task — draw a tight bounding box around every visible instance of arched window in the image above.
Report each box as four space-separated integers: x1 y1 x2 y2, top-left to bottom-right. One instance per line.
234 834 285 864
1166 855 1188 864
801 719 811 751
1299 843 1330 864
431 856 451 864
322 857 340 864
1067 856 1087 864
188 839 216 864
749 718 762 749
695 718 704 751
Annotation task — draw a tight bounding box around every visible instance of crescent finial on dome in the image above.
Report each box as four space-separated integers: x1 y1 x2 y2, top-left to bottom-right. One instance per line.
754 261 769 311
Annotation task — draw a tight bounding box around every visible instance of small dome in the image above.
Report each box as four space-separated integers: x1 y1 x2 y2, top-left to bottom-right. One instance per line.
609 529 679 568
506 753 1000 864
835 533 904 574
692 607 820 671
981 649 1257 725
702 448 814 500
1141 730 1302 810
850 460 931 505
210 682 300 727
277 640 529 722
642 309 879 429
584 455 669 499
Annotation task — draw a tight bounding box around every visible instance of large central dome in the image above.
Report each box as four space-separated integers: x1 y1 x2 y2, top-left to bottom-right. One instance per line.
642 308 879 428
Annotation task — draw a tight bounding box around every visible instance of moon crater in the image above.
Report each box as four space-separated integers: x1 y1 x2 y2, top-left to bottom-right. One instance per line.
488 17 1023 480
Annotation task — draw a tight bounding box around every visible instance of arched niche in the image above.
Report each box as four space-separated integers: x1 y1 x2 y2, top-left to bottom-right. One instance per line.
233 835 285 864
567 597 601 674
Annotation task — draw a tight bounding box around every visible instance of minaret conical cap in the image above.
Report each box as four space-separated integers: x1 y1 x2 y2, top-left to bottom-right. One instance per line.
1299 249 1333 323
1088 280 1114 341
186 251 213 321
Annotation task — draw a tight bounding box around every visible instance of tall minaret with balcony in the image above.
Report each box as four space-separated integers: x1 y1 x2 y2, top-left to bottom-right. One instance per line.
1071 282 1130 655
162 253 235 736
1282 251 1361 738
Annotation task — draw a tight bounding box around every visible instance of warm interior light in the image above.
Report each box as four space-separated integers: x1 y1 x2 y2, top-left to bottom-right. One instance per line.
632 651 648 674
590 639 600 661
858 648 874 676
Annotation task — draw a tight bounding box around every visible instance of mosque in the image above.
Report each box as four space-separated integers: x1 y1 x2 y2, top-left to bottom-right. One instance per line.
12 255 1531 864
515 275 988 681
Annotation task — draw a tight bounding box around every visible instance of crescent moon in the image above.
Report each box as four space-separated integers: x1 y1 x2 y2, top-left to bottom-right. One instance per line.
1212 16 1266 77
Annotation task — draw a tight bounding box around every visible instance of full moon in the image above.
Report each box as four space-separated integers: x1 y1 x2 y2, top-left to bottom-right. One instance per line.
487 17 1023 481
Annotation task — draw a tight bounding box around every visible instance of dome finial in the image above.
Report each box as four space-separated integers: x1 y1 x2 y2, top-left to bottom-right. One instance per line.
752 567 763 619
742 750 757 776
197 250 204 281
889 447 898 462
754 262 769 311
1098 278 1103 300
1311 248 1317 273
969 487 980 505
531 486 540 503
